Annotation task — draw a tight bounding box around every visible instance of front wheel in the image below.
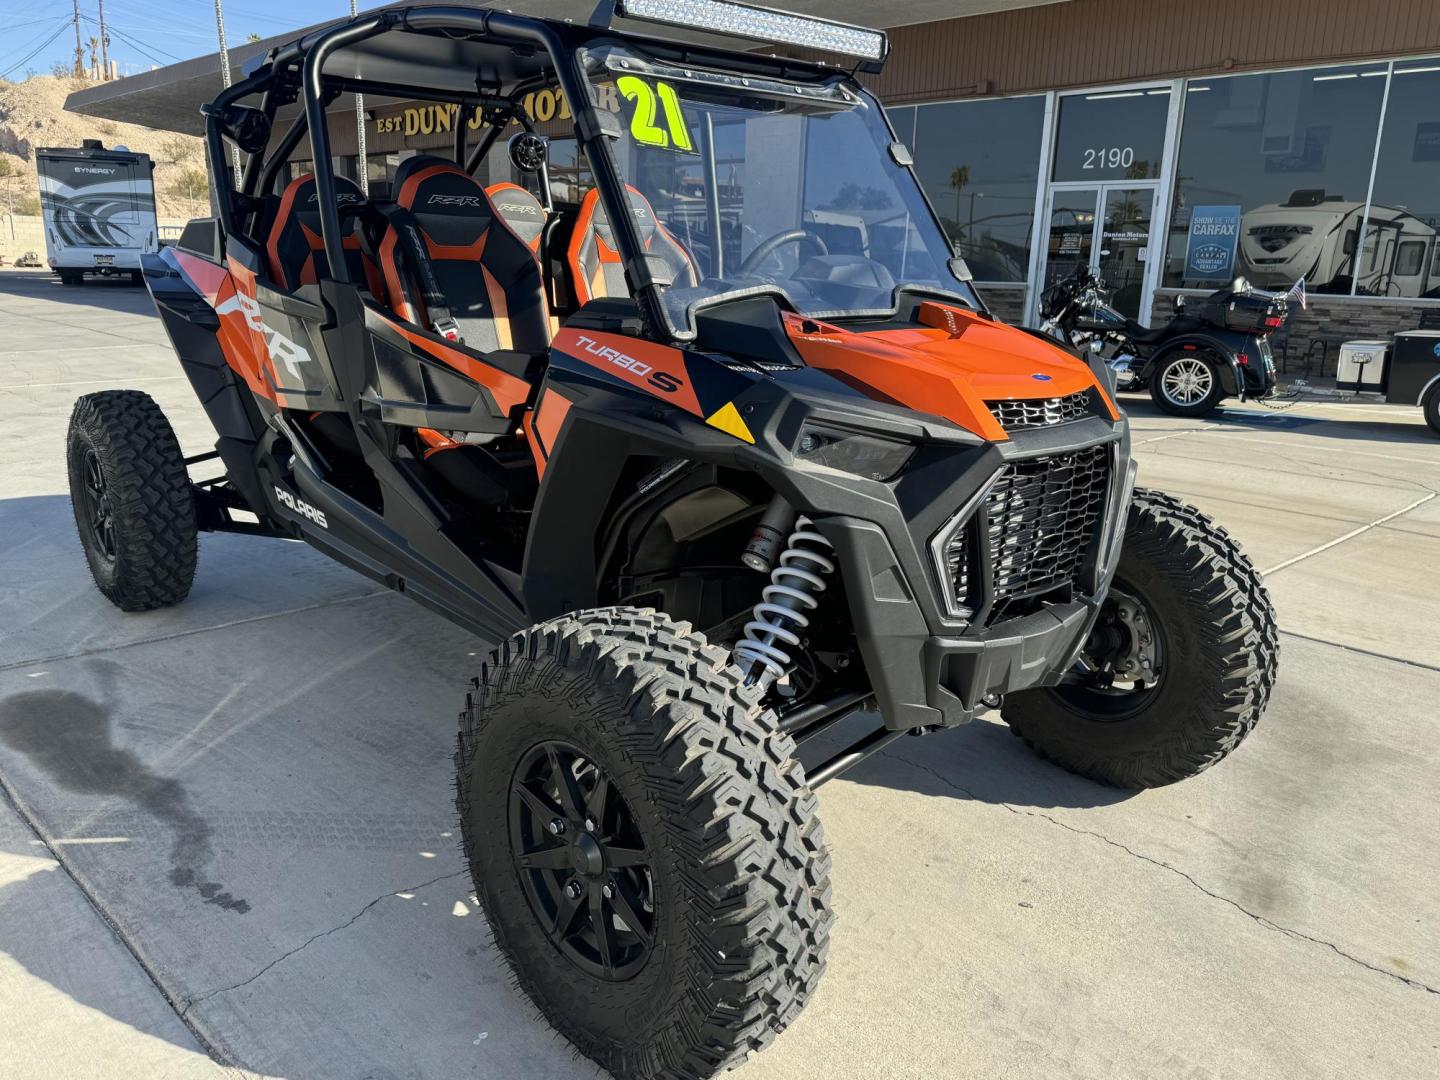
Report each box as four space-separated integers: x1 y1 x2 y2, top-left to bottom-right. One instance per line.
456 608 832 1080
66 390 197 611
1149 351 1224 416
1002 488 1278 788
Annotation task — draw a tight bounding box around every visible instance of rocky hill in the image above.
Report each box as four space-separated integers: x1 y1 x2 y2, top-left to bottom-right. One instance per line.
0 74 208 220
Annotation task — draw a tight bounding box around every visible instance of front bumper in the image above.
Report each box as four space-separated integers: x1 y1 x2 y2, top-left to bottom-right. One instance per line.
812 415 1133 731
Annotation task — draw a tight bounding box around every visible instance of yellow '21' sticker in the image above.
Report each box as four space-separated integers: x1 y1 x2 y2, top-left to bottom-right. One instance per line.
616 76 696 153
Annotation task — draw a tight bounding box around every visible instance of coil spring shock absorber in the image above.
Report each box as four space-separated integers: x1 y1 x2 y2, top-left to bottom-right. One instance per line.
734 500 836 691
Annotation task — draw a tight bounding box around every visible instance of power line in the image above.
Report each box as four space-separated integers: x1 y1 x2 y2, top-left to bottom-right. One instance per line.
0 20 74 81
81 14 186 66
0 16 69 67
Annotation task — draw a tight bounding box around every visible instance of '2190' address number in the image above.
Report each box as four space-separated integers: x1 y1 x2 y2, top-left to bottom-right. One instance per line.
1083 146 1136 170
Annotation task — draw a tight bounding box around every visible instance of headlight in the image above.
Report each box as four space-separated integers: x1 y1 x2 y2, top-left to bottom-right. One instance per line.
795 423 915 481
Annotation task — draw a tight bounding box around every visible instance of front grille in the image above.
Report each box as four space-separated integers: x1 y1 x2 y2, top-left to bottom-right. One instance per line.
987 392 1091 432
986 447 1109 603
940 446 1110 618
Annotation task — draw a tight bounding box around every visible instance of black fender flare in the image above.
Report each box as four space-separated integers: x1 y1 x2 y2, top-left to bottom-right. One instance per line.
1146 333 1248 399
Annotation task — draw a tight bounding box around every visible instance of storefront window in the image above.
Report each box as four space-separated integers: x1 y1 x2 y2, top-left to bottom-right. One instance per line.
1052 89 1170 182
886 106 916 145
1360 61 1440 299
546 137 593 205
365 152 402 198
1163 63 1388 292
911 95 1044 282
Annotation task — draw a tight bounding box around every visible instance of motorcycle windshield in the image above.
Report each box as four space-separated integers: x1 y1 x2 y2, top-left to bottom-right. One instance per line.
578 43 975 337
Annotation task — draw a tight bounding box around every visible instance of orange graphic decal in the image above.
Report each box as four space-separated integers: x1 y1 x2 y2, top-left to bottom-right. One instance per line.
552 327 700 416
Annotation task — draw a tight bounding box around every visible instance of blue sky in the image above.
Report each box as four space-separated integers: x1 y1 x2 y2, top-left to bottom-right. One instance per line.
0 1 348 81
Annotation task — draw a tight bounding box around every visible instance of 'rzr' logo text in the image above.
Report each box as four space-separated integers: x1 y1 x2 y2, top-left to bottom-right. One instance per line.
427 194 487 208
572 334 682 394
215 290 312 381
496 201 538 217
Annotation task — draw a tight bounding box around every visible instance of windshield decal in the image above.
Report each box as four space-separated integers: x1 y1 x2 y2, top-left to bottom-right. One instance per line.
617 76 696 154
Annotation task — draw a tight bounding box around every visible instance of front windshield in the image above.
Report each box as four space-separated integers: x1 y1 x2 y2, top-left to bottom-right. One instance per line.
580 44 975 336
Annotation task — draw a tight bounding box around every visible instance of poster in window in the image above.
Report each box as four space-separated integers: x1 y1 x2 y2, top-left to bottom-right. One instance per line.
1184 205 1242 281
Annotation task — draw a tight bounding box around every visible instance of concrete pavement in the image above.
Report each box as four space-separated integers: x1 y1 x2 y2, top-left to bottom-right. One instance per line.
0 268 1436 1079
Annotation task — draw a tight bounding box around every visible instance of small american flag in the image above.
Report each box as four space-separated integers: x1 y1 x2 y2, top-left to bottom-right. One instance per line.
1286 277 1308 311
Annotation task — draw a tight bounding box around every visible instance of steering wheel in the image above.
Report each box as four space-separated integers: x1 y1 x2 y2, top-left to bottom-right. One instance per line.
739 229 830 275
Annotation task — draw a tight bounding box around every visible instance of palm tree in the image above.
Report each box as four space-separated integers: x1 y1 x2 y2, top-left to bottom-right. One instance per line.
949 165 969 235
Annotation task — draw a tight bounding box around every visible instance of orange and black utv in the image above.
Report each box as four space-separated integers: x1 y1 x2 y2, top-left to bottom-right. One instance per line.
65 4 1278 1077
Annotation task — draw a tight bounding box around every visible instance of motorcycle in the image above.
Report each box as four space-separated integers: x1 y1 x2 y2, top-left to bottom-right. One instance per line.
1035 264 1288 417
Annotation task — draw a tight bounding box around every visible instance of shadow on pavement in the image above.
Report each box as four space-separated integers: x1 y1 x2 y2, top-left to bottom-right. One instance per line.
1119 394 1439 447
797 707 1136 812
0 271 158 315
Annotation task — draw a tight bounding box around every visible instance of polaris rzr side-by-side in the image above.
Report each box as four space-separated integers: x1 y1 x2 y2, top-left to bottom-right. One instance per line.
64 5 1278 1077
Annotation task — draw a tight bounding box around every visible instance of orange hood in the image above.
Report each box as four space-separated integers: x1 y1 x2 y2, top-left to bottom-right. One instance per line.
783 305 1116 441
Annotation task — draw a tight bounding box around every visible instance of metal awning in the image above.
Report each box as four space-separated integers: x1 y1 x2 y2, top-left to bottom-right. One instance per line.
64 0 1066 135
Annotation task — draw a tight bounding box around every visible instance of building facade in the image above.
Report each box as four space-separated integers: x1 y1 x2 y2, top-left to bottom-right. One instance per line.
68 0 1440 373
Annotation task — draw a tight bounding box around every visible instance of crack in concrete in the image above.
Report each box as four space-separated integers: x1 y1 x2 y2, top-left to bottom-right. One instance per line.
180 870 468 1016
884 750 1440 998
0 590 388 674
1279 629 1440 675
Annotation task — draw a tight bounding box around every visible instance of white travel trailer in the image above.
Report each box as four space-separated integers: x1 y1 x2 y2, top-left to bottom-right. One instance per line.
36 141 159 285
1239 190 1438 297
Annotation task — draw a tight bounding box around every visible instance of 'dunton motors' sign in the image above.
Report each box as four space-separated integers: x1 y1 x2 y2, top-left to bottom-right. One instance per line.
373 85 623 139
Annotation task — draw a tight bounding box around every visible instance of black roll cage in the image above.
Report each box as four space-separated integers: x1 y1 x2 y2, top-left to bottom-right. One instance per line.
202 4 959 341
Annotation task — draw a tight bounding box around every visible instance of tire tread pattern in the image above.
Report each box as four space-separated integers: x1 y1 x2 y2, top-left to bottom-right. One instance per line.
67 389 197 611
455 607 832 1080
1005 487 1279 788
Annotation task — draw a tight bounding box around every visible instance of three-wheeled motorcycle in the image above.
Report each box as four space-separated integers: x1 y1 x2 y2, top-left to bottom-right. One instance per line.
63 4 1278 1077
1037 262 1286 417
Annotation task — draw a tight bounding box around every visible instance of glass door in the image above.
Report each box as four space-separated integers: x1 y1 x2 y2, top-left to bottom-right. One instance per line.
1038 184 1158 321
1042 188 1100 296
1096 186 1155 319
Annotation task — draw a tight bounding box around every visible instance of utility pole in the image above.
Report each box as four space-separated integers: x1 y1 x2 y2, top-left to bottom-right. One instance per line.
71 0 85 77
213 0 242 184
98 0 110 80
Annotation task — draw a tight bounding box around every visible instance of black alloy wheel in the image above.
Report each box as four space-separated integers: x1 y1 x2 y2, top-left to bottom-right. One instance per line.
79 447 118 562
509 739 654 980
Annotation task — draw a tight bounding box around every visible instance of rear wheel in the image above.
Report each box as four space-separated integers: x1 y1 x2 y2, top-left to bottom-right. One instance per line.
59 272 81 286
1002 488 1277 787
456 608 832 1080
66 390 197 611
1149 351 1224 417
1423 386 1440 437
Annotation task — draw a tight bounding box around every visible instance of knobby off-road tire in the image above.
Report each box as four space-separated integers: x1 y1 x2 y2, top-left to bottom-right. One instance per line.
66 390 197 611
455 608 832 1080
1003 488 1278 788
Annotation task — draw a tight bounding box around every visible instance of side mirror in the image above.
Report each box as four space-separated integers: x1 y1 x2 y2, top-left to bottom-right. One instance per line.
1232 275 1251 293
1174 294 1187 311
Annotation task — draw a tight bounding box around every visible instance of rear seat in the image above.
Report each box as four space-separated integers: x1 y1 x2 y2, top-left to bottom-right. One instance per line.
258 173 381 295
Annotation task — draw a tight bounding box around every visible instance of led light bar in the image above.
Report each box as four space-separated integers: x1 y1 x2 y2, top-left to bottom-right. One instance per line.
614 0 889 67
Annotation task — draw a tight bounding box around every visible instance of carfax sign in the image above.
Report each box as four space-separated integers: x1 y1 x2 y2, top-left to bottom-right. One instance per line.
1184 204 1242 281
